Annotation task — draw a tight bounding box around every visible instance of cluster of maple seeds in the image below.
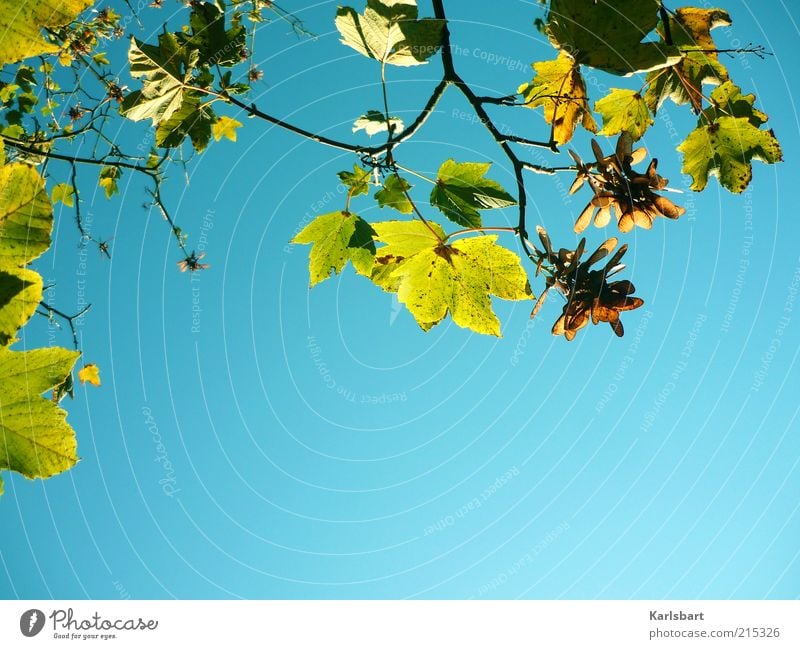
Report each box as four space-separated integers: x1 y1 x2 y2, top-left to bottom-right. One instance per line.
570 133 685 234
531 226 644 341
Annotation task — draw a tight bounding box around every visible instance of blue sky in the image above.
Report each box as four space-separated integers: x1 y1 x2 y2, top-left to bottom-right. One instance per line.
1 0 799 599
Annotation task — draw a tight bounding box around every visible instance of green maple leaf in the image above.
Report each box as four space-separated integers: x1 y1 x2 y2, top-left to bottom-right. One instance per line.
370 254 404 292
699 81 768 125
678 117 781 194
121 34 198 124
292 211 377 286
0 163 53 346
547 0 681 75
335 0 444 67
517 52 597 145
0 346 81 496
371 221 533 336
645 8 732 113
595 89 653 141
0 0 93 66
0 163 52 266
375 174 412 214
338 165 372 197
430 160 516 228
0 267 41 347
183 1 246 67
678 82 782 193
155 92 216 152
0 162 79 496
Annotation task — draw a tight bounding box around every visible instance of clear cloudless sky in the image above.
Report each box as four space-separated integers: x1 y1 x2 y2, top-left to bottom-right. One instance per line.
1 0 799 599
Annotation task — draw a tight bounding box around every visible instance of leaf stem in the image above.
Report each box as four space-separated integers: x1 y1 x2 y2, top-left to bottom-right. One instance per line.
446 226 517 240
393 163 436 185
390 169 444 243
4 137 156 174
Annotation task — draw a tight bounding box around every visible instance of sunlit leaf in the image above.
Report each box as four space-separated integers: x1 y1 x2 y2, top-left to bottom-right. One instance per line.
0 0 93 66
338 165 372 197
0 268 41 348
0 163 53 266
678 82 782 193
98 166 120 199
155 93 216 152
51 183 74 207
292 211 376 286
430 159 516 228
120 34 198 124
211 115 242 142
678 117 781 194
370 220 533 336
335 0 444 67
78 363 101 387
546 0 681 75
0 346 81 494
184 1 246 67
595 88 653 141
375 174 412 214
0 163 51 346
699 81 768 125
353 110 404 136
518 52 596 145
645 8 731 112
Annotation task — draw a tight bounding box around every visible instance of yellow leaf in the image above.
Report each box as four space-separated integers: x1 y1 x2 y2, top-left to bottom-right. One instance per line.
518 52 596 145
78 363 101 387
671 8 732 50
51 183 75 207
98 166 119 199
212 116 242 142
0 0 93 66
370 221 533 336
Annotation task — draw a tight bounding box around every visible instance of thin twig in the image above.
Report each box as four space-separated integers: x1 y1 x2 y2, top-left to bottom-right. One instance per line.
70 163 92 242
447 226 517 240
147 183 190 256
218 83 448 157
502 134 559 149
4 137 157 174
38 301 91 350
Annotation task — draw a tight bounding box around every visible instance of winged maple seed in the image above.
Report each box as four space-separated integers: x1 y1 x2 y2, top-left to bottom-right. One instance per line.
571 133 685 233
177 250 209 272
531 226 643 341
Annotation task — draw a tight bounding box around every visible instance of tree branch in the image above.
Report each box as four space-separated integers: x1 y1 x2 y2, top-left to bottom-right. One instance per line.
431 0 556 262
680 44 772 58
37 301 91 351
4 137 157 175
380 79 448 153
219 80 449 157
223 94 365 153
501 134 558 149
